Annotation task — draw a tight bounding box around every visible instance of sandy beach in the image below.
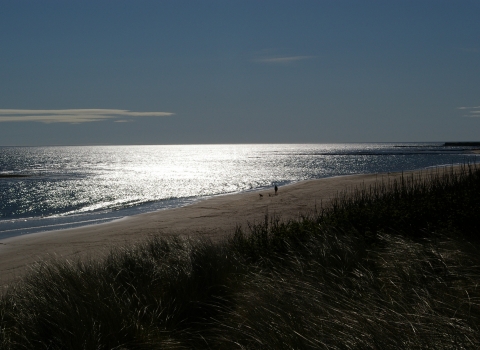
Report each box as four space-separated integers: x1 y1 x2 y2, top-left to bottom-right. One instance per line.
0 168 451 288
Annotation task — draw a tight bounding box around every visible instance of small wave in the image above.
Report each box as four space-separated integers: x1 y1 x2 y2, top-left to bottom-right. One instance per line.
58 198 147 216
0 216 125 240
0 173 32 178
0 216 124 234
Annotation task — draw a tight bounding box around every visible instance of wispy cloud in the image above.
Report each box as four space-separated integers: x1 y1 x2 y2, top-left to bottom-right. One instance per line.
0 109 174 123
254 55 315 64
458 106 480 117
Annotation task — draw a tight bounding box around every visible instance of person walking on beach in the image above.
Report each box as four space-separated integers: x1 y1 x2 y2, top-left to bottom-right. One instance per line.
274 184 278 195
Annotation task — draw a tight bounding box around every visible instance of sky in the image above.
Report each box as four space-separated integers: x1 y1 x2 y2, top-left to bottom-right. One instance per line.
0 0 479 146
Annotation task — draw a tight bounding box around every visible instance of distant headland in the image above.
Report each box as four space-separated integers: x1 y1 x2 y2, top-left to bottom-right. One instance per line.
444 142 480 147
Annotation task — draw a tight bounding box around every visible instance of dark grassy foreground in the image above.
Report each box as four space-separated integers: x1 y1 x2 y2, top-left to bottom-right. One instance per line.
1 166 480 349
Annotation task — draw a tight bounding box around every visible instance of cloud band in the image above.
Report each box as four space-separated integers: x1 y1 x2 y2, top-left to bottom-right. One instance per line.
0 109 174 123
458 106 480 117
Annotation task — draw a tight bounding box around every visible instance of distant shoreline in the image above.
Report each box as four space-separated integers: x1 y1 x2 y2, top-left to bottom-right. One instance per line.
444 142 480 147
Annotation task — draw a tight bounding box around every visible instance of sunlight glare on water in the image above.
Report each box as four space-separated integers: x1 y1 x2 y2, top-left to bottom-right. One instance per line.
0 143 477 238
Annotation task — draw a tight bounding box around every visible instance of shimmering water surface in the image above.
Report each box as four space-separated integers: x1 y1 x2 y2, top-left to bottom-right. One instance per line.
0 143 478 239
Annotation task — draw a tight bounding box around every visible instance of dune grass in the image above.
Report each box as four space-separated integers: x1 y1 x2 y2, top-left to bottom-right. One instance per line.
1 165 480 349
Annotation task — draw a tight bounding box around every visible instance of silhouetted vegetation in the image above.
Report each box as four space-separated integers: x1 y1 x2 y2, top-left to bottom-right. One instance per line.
1 165 479 349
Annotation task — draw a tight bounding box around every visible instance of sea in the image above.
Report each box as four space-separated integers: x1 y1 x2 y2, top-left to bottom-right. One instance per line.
1 143 478 240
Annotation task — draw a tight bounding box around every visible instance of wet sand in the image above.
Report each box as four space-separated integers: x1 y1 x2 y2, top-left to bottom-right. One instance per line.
0 167 453 289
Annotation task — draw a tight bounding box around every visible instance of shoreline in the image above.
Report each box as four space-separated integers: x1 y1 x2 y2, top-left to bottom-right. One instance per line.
0 173 385 241
0 166 460 288
0 175 352 241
